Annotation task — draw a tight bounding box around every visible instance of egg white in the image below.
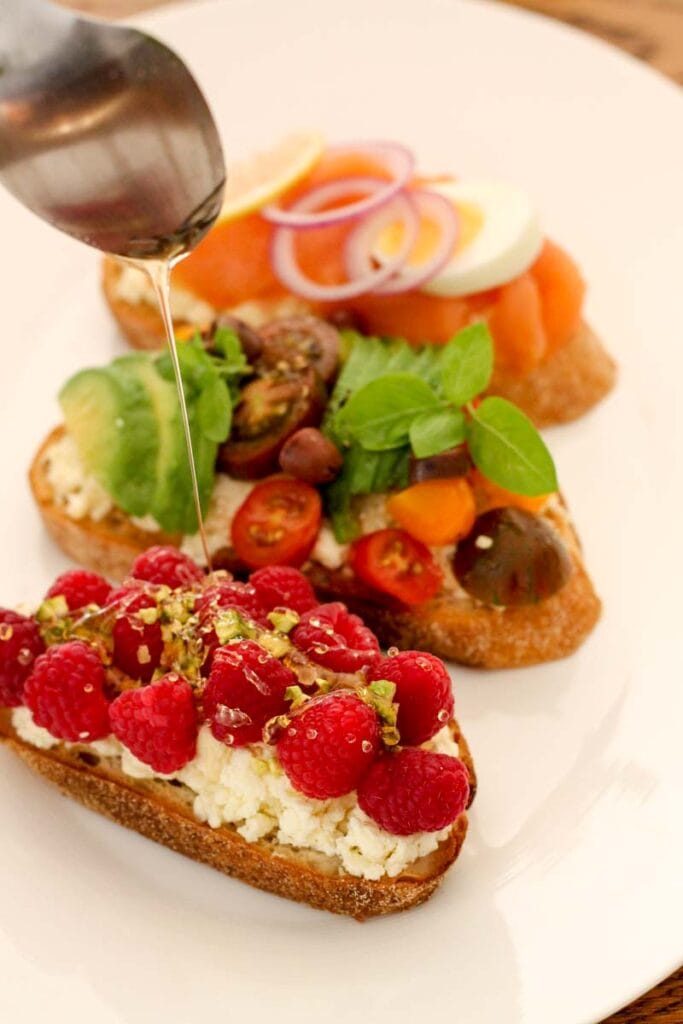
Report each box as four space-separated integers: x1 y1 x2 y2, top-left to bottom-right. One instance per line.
420 180 543 297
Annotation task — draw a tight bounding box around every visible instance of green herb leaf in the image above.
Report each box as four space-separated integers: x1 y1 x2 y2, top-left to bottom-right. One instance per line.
155 335 213 396
440 324 494 406
410 408 466 458
334 373 441 451
467 396 558 496
324 332 444 439
197 376 232 442
212 326 244 365
326 443 410 542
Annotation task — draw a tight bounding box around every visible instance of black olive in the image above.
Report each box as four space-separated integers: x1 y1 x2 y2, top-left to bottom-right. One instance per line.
217 369 326 479
257 316 340 384
408 445 472 485
453 507 572 606
279 427 343 484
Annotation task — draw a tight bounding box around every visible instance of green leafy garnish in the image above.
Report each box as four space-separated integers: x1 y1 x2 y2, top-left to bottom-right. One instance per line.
439 323 494 406
322 324 557 538
197 376 232 443
467 397 557 496
334 373 442 451
410 407 466 459
326 444 409 542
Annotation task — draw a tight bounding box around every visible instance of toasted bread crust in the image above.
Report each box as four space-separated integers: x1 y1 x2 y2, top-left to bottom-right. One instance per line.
488 322 616 428
29 427 601 668
102 259 615 426
0 710 473 918
307 557 600 669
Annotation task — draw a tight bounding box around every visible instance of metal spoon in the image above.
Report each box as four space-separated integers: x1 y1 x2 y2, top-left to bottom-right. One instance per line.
0 0 226 259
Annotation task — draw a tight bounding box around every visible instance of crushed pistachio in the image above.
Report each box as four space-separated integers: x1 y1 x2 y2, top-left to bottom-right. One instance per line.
284 685 308 709
361 679 400 748
267 608 300 634
258 631 291 659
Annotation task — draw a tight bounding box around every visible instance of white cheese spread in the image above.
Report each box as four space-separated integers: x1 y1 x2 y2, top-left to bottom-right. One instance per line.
12 708 460 880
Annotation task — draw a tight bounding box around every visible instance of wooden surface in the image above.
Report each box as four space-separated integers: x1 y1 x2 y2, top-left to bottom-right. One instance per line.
49 0 683 1020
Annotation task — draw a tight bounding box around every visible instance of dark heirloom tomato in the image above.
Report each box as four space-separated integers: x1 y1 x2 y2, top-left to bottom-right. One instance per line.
231 477 322 569
349 528 443 606
257 316 341 384
217 369 326 479
453 506 572 606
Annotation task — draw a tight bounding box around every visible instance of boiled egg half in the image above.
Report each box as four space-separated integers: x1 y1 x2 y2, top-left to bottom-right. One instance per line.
374 180 543 297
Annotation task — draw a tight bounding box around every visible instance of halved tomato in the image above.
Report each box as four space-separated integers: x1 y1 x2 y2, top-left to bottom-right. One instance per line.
349 528 443 606
231 478 322 569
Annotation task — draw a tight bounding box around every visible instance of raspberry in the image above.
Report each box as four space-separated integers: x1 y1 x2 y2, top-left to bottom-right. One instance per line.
291 602 380 673
0 609 44 707
23 640 109 742
110 586 163 682
110 673 197 773
196 581 269 670
250 566 317 614
45 569 112 612
368 651 454 745
196 581 268 625
130 546 204 589
277 692 380 799
202 640 295 746
357 748 470 835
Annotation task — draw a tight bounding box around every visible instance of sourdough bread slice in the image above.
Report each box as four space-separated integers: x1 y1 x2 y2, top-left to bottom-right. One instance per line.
0 709 474 919
102 258 616 427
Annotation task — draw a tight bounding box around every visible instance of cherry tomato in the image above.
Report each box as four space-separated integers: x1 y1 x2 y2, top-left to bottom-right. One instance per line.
231 478 322 569
349 528 443 606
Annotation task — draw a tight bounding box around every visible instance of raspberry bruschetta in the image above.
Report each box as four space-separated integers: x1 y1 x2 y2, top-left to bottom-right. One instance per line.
0 553 475 918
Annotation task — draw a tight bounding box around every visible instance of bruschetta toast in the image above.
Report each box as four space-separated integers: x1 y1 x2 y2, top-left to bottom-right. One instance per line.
0 555 475 918
29 318 601 668
100 134 616 427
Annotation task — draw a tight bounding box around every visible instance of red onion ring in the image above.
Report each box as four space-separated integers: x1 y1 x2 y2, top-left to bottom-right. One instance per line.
270 192 419 302
262 142 415 229
346 189 459 296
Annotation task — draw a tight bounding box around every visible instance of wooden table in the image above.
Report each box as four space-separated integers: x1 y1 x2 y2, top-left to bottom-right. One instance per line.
50 1 683 1020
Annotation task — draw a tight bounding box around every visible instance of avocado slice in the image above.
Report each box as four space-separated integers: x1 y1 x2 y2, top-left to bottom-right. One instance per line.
113 355 217 534
59 363 158 517
119 356 194 533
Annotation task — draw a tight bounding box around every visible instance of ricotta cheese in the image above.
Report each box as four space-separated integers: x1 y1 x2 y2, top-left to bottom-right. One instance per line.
12 708 460 881
44 434 114 522
114 264 215 325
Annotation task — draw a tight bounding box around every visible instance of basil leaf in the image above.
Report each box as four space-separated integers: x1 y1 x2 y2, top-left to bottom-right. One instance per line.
410 408 466 458
197 377 232 443
467 397 557 496
324 332 444 438
335 373 441 451
440 324 494 406
156 336 214 396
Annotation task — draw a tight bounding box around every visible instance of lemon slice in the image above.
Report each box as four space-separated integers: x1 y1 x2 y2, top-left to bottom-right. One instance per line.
217 132 325 223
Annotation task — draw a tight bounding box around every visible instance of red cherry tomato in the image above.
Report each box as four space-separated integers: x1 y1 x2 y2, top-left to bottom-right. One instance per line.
231 478 322 569
349 528 443 606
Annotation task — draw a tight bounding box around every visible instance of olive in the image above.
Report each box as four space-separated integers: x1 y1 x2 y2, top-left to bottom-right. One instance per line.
217 369 326 479
408 444 472 485
257 316 340 384
279 427 343 484
210 314 263 362
453 507 572 606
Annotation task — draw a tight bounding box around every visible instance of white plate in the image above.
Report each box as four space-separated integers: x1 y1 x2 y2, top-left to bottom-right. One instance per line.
1 1 681 1021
